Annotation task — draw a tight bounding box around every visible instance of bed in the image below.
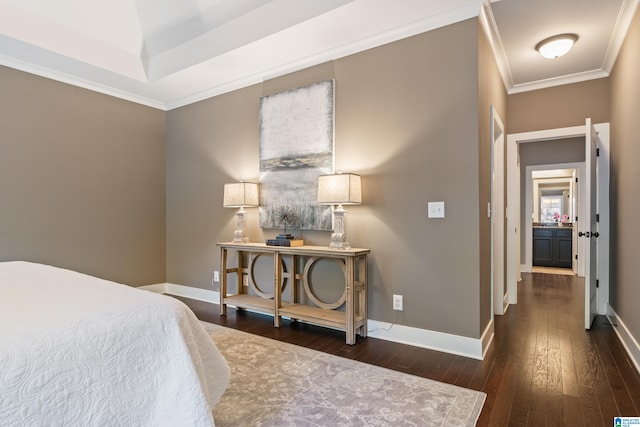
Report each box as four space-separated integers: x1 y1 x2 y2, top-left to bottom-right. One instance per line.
0 261 230 427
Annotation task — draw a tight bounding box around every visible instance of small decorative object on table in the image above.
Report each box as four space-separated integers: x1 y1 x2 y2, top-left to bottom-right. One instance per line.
266 206 304 246
265 238 304 247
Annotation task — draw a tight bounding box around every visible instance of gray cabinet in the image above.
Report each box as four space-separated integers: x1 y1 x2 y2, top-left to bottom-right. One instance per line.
533 227 572 268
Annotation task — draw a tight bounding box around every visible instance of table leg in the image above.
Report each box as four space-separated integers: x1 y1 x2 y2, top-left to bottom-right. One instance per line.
220 248 228 315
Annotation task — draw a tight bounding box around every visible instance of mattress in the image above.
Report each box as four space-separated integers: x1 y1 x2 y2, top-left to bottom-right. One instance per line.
0 261 230 427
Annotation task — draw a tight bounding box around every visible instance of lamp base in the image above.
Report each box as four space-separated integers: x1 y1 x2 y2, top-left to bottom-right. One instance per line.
329 232 350 250
233 232 249 243
328 206 350 249
232 209 250 243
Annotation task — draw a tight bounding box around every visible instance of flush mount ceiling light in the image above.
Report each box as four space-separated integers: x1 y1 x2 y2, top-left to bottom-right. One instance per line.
535 33 579 59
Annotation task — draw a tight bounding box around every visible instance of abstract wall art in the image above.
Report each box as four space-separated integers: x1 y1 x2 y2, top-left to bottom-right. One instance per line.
258 80 335 231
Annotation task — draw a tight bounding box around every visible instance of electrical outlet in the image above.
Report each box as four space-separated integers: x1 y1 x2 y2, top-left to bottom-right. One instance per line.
213 271 220 283
393 294 403 311
243 275 248 287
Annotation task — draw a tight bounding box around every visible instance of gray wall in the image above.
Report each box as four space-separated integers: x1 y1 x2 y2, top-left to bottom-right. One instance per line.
0 66 167 286
167 19 498 339
507 78 610 134
518 137 585 255
610 6 640 343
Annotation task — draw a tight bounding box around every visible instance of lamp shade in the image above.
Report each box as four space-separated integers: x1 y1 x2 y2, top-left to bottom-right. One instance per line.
535 34 578 59
317 173 361 205
223 182 259 208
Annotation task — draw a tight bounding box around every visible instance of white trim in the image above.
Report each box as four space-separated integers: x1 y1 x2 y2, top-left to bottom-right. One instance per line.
507 125 586 304
509 125 586 143
146 283 488 360
520 264 530 273
508 69 609 95
479 1 513 90
168 3 482 110
595 123 611 315
481 318 495 359
491 106 506 316
503 291 510 314
507 123 610 317
601 0 640 73
2 2 482 111
524 162 584 276
480 0 636 95
607 305 640 375
367 320 486 360
0 54 168 110
138 283 168 293
139 282 220 303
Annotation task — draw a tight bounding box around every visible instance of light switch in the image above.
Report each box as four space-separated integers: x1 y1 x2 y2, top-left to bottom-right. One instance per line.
428 201 445 218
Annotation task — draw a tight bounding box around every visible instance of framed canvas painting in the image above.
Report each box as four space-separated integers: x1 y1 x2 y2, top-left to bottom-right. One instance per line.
259 80 334 231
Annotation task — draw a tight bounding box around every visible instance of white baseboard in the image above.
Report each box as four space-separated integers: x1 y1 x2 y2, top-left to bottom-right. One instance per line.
138 283 167 293
139 283 219 303
520 264 531 273
503 292 510 314
142 283 487 360
607 304 640 374
367 319 487 360
481 319 495 359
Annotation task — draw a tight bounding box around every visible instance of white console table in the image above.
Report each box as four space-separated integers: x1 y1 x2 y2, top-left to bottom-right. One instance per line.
217 242 369 345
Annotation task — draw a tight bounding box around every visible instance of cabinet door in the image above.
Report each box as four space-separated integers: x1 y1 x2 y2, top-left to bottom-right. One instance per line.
556 229 573 268
533 229 554 266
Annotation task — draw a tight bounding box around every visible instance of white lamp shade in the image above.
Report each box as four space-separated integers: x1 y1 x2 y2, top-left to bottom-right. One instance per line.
317 173 362 205
223 182 259 207
536 34 578 59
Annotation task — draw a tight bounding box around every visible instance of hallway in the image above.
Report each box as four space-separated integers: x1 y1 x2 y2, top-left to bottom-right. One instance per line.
179 272 640 426
482 272 640 425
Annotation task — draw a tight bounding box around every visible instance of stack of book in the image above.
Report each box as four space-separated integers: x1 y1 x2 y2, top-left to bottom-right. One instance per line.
266 234 304 247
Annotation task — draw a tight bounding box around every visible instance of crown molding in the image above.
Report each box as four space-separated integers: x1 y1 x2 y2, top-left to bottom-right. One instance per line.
168 0 484 110
480 0 637 95
601 0 640 73
2 1 484 111
0 54 168 110
508 69 609 94
479 0 514 90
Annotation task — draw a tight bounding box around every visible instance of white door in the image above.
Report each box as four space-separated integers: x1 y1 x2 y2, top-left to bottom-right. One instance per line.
571 169 578 273
583 118 598 329
491 107 505 315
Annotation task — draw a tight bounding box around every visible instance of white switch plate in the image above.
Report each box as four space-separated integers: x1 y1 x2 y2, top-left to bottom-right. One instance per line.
393 294 403 311
213 270 220 282
428 201 445 218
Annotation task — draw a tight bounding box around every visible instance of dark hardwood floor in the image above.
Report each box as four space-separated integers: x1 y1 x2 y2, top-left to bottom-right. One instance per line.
176 272 640 426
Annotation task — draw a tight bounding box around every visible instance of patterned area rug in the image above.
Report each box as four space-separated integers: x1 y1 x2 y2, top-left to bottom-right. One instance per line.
202 322 485 426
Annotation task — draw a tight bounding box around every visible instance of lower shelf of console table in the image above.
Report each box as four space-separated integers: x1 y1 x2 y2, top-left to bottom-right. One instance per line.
217 242 369 345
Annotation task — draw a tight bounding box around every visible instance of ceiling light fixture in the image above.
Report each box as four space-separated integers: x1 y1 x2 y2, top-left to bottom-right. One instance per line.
535 33 578 59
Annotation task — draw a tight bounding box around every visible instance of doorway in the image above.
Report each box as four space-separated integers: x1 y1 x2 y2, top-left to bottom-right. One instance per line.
526 164 582 276
506 122 610 322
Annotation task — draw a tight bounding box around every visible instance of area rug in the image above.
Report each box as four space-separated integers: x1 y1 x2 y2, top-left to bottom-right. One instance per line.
201 322 485 426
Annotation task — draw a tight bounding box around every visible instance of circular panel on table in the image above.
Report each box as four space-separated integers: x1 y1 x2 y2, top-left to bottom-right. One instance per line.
250 253 287 298
302 257 346 309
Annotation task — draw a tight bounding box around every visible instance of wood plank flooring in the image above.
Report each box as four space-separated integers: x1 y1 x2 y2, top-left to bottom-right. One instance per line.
176 272 640 426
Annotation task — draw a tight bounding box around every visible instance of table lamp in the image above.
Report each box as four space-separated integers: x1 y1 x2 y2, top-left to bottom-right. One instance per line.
317 173 361 249
223 182 259 243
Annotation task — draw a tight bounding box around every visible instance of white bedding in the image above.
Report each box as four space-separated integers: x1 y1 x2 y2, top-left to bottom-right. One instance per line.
0 261 230 427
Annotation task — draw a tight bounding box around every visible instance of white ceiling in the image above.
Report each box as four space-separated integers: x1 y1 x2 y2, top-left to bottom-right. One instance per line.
1 0 637 110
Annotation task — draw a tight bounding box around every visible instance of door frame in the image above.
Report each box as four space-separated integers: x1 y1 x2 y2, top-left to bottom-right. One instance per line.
524 162 583 274
506 123 609 313
490 106 506 315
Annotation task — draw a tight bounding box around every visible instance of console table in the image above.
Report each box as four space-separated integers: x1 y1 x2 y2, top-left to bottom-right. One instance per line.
217 242 369 345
